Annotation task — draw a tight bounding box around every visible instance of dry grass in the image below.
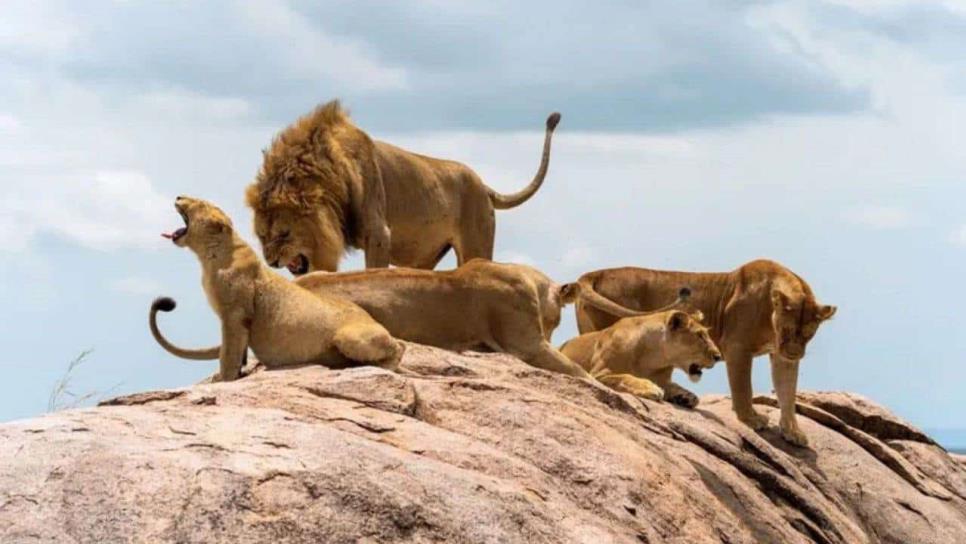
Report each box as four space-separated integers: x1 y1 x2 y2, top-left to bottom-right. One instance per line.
47 349 119 412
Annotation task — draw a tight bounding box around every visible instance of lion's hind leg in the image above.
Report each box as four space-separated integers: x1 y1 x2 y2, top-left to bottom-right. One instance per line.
453 192 495 265
332 321 404 372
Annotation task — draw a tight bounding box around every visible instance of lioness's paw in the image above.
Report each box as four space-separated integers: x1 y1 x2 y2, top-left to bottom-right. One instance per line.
781 423 809 448
738 410 769 431
667 389 699 409
637 384 665 401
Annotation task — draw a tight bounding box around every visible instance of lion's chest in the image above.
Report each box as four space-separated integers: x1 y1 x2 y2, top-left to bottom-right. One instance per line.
201 274 222 316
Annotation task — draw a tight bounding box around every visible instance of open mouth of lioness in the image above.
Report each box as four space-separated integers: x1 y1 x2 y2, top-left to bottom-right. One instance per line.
161 205 189 244
286 254 309 275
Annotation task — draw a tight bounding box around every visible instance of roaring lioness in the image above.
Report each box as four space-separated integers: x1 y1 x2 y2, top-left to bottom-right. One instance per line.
293 260 595 381
150 196 403 381
245 100 561 274
560 310 722 407
571 260 836 446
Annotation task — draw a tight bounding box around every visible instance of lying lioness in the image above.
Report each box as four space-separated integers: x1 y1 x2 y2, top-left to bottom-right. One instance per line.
560 310 722 407
150 196 403 381
293 260 597 381
571 260 836 446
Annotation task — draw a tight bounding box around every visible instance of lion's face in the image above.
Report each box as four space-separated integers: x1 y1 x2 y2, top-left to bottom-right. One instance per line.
662 310 723 382
163 196 233 253
253 206 343 275
771 290 836 360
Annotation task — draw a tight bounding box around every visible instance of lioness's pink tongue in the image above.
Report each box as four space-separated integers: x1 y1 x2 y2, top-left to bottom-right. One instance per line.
162 227 187 240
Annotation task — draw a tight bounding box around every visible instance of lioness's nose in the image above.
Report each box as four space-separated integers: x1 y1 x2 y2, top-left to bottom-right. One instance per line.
713 353 722 362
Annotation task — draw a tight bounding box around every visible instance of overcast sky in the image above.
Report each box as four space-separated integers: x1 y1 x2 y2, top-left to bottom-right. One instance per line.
1 1 965 443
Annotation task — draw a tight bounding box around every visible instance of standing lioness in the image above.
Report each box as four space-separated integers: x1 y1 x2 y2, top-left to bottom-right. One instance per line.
150 196 403 381
572 260 836 446
246 100 561 274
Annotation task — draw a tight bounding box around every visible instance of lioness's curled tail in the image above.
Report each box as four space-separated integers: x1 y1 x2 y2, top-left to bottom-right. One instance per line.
487 112 561 210
565 280 691 317
150 297 220 360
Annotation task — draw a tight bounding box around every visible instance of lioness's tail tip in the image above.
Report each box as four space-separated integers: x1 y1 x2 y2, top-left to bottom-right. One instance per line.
679 287 692 299
547 112 561 131
152 296 177 313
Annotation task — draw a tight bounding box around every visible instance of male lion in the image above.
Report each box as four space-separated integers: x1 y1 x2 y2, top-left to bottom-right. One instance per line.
571 260 836 446
246 100 561 274
560 310 722 407
149 196 403 381
293 260 598 382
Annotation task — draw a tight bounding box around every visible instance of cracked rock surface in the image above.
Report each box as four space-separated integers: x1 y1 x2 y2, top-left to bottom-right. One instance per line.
1 344 965 543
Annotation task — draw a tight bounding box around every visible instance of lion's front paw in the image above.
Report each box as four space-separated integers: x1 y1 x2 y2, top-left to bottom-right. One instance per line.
635 383 665 402
780 422 809 448
738 410 769 431
666 388 699 408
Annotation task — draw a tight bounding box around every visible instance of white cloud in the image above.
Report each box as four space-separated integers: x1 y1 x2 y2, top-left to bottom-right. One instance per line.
110 276 163 296
494 251 536 266
0 211 31 253
950 225 966 246
0 170 172 252
0 114 20 133
0 2 80 56
824 0 966 16
844 205 913 230
133 90 253 123
559 133 695 158
236 2 407 91
562 246 597 269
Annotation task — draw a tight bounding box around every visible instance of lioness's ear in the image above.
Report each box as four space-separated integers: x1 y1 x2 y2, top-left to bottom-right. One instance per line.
771 289 791 310
558 283 579 305
816 304 837 321
205 221 227 234
667 311 688 331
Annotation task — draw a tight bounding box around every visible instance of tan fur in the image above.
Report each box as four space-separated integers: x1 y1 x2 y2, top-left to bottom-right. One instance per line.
246 100 561 274
149 196 403 381
572 259 836 446
560 310 722 407
293 259 591 379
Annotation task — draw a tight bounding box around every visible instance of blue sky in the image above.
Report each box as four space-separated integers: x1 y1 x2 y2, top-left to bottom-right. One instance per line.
1 1 964 444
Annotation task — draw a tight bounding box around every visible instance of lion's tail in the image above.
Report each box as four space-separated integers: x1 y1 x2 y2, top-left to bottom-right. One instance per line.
150 297 220 360
487 112 561 210
565 279 692 318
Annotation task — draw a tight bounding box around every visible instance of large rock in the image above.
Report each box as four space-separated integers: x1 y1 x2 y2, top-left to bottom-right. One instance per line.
1 344 964 543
